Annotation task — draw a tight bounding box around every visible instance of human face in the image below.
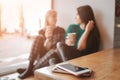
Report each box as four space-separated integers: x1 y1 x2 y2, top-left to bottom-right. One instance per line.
75 12 82 24
47 13 57 26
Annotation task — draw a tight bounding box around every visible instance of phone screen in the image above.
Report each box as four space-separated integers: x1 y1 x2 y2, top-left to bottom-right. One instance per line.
59 63 85 72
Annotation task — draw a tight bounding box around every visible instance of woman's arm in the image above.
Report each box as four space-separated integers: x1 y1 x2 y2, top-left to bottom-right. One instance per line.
52 27 65 48
59 28 66 43
77 20 94 51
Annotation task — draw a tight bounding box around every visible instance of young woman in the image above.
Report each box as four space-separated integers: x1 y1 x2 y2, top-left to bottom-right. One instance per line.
57 5 100 61
17 10 65 79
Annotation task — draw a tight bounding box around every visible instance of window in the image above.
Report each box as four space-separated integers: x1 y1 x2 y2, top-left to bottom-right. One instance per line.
0 0 52 75
1 0 51 35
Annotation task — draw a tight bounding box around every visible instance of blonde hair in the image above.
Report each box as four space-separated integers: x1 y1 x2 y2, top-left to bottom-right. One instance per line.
44 10 57 30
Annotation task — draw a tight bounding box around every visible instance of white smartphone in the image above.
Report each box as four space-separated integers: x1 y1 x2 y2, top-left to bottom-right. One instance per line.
52 66 70 74
56 63 92 76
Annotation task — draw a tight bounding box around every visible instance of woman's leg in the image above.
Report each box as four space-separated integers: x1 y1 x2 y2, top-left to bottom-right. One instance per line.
17 68 26 74
29 35 46 62
18 60 34 79
57 42 83 61
33 49 61 70
18 35 46 79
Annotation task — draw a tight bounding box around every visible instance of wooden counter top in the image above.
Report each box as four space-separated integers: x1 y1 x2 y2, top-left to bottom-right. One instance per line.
35 48 120 80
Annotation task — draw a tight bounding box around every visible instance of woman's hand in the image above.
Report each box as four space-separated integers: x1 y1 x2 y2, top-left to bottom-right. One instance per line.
86 20 94 32
65 33 76 46
77 20 94 51
45 27 53 38
65 39 72 46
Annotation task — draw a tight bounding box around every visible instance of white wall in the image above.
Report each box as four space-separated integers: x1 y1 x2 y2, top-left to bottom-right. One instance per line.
54 0 115 50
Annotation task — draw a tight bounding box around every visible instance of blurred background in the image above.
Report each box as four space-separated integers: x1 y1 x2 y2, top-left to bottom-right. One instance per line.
0 0 51 37
0 0 52 75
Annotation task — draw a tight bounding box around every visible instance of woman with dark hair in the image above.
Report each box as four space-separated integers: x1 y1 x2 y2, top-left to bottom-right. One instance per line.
57 5 100 61
17 10 65 79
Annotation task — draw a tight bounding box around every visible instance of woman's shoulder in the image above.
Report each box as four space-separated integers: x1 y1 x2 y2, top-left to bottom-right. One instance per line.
39 29 45 35
55 26 65 32
68 24 79 29
69 24 79 26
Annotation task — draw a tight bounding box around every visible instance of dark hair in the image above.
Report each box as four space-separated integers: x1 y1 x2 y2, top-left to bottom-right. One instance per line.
77 5 97 27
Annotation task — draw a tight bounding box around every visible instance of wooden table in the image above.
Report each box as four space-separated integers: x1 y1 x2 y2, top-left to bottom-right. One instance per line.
34 48 120 80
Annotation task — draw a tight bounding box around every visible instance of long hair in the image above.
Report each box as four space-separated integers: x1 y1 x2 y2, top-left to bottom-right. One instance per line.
77 5 100 51
44 10 57 30
77 5 97 27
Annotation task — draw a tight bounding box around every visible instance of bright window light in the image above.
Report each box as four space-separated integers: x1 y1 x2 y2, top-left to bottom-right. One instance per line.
0 0 51 36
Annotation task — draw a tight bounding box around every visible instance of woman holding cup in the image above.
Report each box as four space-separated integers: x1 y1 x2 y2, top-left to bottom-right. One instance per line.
17 10 65 79
57 5 100 61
